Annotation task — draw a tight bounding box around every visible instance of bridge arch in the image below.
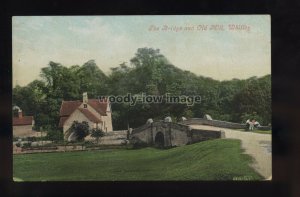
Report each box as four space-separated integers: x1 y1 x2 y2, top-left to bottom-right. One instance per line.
154 132 165 147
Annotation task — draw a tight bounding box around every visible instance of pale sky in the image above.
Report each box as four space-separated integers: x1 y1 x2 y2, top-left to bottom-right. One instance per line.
12 15 270 87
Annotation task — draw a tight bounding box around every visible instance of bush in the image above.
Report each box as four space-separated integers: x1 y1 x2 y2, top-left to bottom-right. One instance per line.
22 142 32 148
45 130 64 142
13 136 19 142
91 128 105 143
130 137 149 149
26 136 37 142
69 121 90 141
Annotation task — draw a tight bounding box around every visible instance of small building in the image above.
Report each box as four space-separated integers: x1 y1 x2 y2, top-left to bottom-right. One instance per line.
58 92 113 138
13 109 35 138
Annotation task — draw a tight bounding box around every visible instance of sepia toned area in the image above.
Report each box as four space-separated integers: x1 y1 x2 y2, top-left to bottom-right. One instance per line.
12 15 271 181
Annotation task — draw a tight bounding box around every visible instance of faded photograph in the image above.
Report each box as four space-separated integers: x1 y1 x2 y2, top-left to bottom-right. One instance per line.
12 15 271 181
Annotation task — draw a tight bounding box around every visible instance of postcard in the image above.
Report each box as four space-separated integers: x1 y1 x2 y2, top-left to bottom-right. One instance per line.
12 15 271 181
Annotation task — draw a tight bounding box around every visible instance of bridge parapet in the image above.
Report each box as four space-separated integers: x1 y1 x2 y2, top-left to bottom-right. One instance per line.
131 123 153 135
190 129 225 143
170 122 191 131
180 118 246 129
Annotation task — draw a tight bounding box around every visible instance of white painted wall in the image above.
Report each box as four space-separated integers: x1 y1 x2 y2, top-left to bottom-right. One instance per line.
78 102 113 132
63 101 113 134
13 125 32 137
101 111 113 132
63 109 96 133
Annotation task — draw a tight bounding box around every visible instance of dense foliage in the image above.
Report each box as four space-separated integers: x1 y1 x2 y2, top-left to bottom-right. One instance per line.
45 130 64 142
68 121 90 141
91 128 105 143
12 47 271 131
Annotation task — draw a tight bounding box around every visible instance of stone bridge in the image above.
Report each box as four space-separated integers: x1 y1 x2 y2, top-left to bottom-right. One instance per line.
130 121 225 147
179 118 271 130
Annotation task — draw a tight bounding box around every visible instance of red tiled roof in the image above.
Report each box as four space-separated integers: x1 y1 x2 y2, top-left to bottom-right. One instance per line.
87 99 107 116
58 117 69 128
77 108 102 123
59 101 82 116
59 99 108 117
58 98 108 127
13 116 33 126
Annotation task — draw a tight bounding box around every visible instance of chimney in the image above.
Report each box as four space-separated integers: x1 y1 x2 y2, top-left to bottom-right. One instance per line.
83 92 88 108
18 109 23 118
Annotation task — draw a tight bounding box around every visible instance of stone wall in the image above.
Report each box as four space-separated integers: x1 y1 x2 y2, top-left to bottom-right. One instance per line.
131 124 153 144
180 118 246 129
13 125 39 137
169 123 191 146
191 129 225 143
130 121 223 147
257 126 272 131
91 130 128 145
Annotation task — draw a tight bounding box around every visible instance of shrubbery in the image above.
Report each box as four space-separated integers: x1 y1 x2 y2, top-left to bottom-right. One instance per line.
45 130 64 142
22 142 32 148
130 137 149 149
13 136 19 142
68 121 89 141
91 128 105 144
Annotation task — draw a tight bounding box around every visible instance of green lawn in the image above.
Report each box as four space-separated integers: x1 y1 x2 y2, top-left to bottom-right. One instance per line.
13 139 263 181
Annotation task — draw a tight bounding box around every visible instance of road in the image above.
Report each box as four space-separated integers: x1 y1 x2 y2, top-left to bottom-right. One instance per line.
189 124 272 179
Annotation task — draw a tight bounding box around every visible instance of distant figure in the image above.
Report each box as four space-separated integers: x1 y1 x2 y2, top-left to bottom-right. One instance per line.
146 118 153 124
181 117 187 121
164 116 172 122
249 119 255 131
245 119 251 131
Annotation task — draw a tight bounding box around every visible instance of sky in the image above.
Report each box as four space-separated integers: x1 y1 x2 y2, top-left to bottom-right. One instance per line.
12 15 270 87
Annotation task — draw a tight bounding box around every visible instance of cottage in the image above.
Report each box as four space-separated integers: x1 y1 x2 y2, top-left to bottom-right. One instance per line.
13 109 35 137
58 93 113 138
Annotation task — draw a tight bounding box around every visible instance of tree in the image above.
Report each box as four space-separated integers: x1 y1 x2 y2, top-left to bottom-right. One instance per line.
40 61 80 100
14 60 110 131
91 128 105 144
12 47 271 132
77 60 108 97
69 121 90 141
232 75 271 124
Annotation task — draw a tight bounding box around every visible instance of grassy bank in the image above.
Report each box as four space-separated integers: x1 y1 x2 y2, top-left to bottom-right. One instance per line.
13 139 263 181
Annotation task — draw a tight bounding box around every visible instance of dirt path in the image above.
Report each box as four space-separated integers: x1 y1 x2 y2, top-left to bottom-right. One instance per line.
189 125 272 179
